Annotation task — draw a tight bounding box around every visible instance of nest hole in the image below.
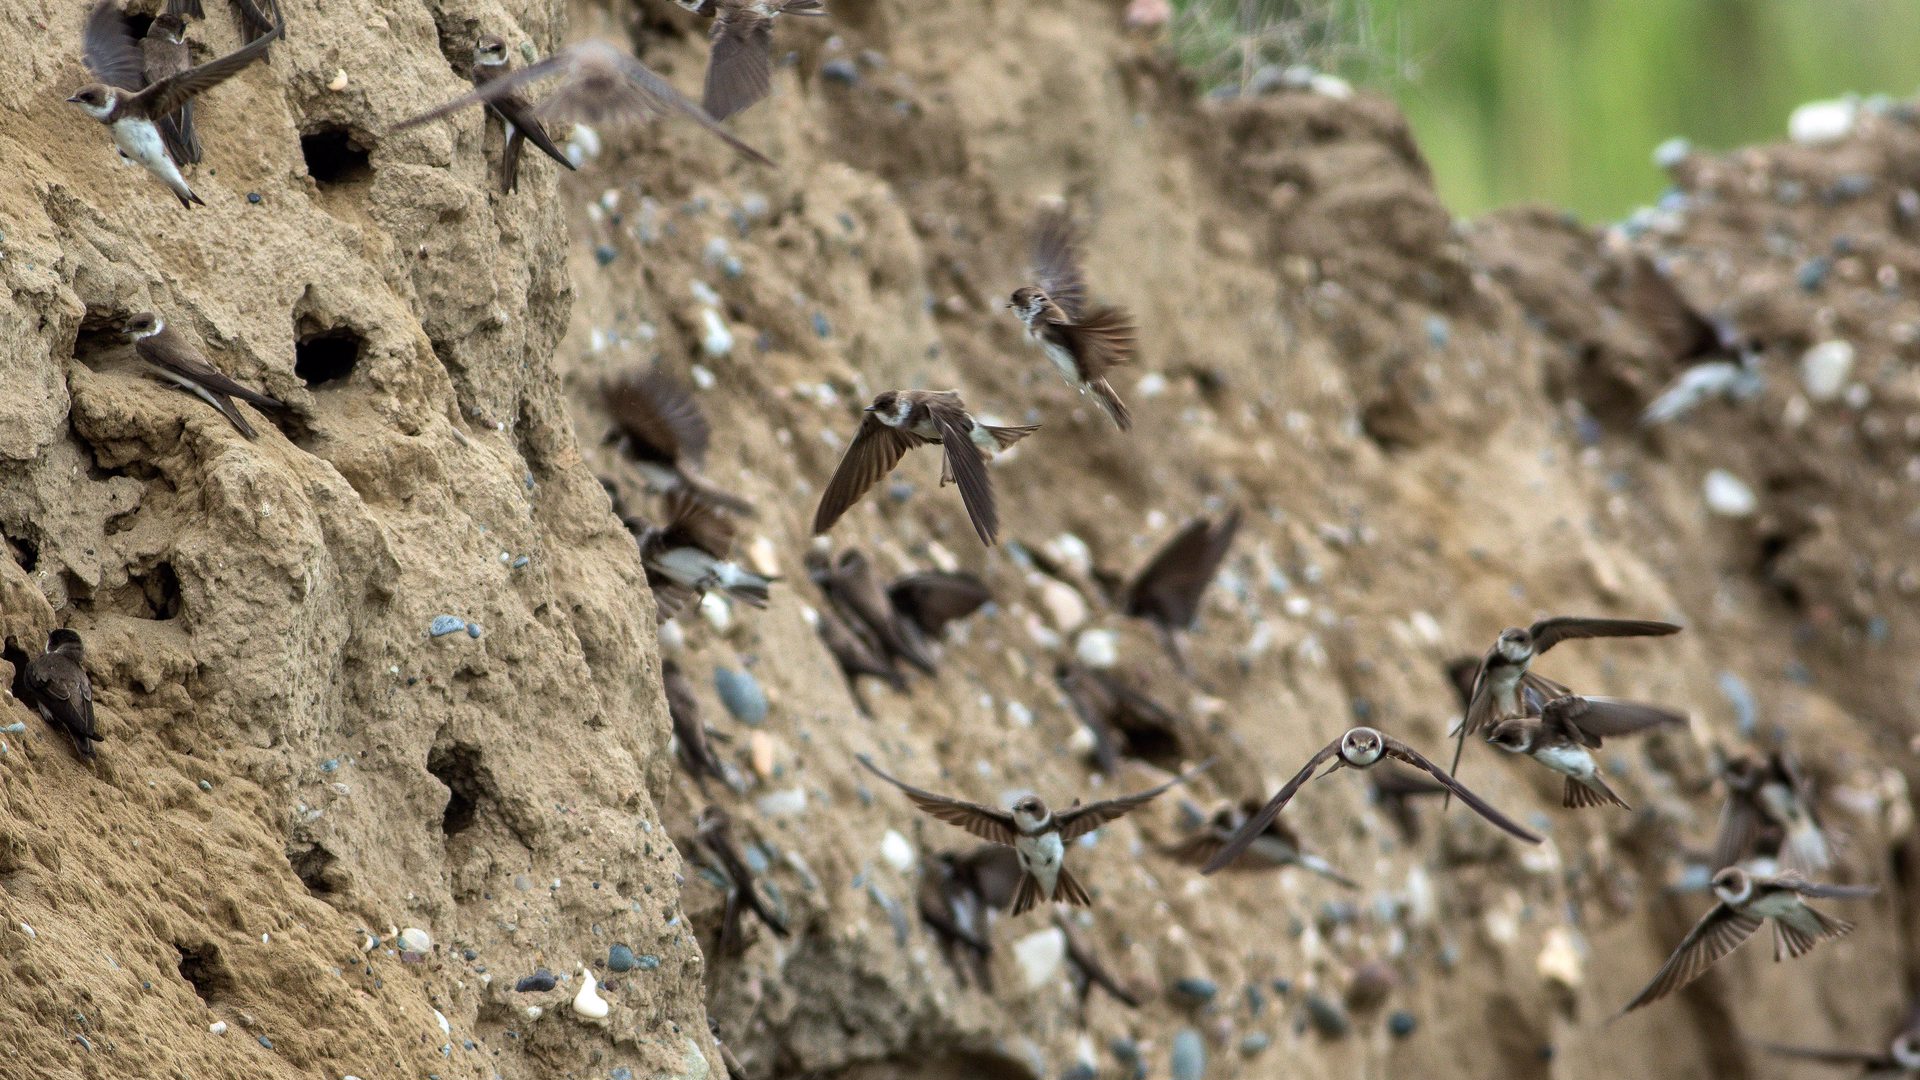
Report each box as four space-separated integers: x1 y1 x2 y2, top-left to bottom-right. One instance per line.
294 321 363 387
286 841 339 897
300 127 372 187
174 942 235 1005
3 637 32 707
131 561 183 621
427 743 485 837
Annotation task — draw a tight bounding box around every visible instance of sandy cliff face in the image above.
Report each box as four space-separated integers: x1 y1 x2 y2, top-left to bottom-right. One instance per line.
3 1 1917 1078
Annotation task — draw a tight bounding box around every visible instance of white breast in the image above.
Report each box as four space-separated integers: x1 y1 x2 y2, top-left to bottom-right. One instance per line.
650 546 719 587
1534 743 1596 779
1015 832 1065 898
112 118 184 184
1743 890 1803 918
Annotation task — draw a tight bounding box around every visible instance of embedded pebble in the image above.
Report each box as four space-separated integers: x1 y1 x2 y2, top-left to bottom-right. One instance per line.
1304 993 1351 1037
821 59 859 85
515 969 558 993
1702 470 1758 517
1717 671 1758 735
1789 97 1858 144
1536 926 1584 989
748 730 777 779
1651 136 1691 170
428 616 466 638
756 787 807 817
1 722 23 734
1239 1033 1271 1055
567 124 602 166
880 829 916 873
1799 340 1855 402
434 1010 450 1036
572 968 610 1022
327 69 349 92
1388 1010 1418 1038
396 927 431 957
608 945 637 973
1013 927 1066 989
699 592 732 633
208 1021 228 1036
698 309 733 358
1038 579 1089 632
1171 1028 1206 1080
1172 976 1218 1004
1074 629 1119 669
713 668 768 725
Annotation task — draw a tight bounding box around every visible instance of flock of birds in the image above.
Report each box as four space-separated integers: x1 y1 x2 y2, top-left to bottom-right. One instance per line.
12 0 1902 1069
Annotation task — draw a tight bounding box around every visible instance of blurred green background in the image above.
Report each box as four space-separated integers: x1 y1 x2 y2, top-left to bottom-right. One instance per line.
1171 0 1920 220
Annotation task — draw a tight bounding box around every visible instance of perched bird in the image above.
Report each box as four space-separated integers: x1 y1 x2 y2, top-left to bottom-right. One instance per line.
1368 767 1449 843
709 1018 749 1080
676 0 828 121
1485 694 1687 810
23 629 103 760
1754 1005 1920 1076
392 39 772 167
1713 750 1831 875
140 12 199 164
918 851 994 990
125 312 285 438
633 491 775 617
1619 867 1875 1014
805 603 903 716
1161 798 1357 887
1119 509 1241 674
1053 911 1142 1017
1202 727 1540 874
813 390 1037 546
887 570 991 641
1056 661 1191 775
810 549 933 676
1447 615 1682 797
665 660 738 795
695 806 791 957
857 753 1207 915
67 0 282 207
1008 207 1138 431
459 35 578 194
602 369 753 515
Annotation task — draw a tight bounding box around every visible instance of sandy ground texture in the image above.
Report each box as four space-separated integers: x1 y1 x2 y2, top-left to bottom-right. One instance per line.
2 0 1917 1078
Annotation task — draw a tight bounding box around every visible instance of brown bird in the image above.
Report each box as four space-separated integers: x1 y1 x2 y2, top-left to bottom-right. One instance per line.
1009 206 1137 431
392 39 772 167
140 12 199 164
810 549 934 677
603 369 753 515
1754 1003 1920 1075
124 312 285 438
918 850 995 990
632 491 775 618
1120 508 1241 674
857 753 1207 915
1056 661 1191 776
678 0 828 121
23 629 103 760
1446 615 1681 800
1053 910 1142 1017
1202 726 1540 874
665 660 737 795
1485 694 1687 810
1619 867 1875 1014
225 0 279 44
806 602 903 715
887 570 991 641
460 35 579 194
1161 798 1357 887
813 390 1037 546
1712 749 1831 875
708 1018 749 1080
695 806 790 957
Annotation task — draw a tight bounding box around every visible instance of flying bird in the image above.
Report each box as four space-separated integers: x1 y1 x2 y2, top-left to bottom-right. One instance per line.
140 12 199 164
887 570 991 641
22 629 104 760
918 850 995 990
810 549 934 677
1619 867 1875 1014
67 0 283 207
1121 508 1241 674
603 368 753 515
457 35 579 194
1056 661 1192 776
805 603 903 716
665 660 738 795
812 390 1037 546
1161 798 1357 887
1053 910 1142 1016
695 806 791 957
1713 750 1831 875
125 312 285 438
1008 206 1138 430
676 0 828 121
1446 615 1682 798
1202 726 1540 874
1485 694 1687 810
392 39 772 167
857 753 1207 915
1753 1005 1920 1076
632 491 775 618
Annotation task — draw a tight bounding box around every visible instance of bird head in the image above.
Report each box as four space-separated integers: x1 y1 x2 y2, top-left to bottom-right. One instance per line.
865 391 907 427
473 34 511 67
1495 626 1534 662
1485 717 1538 754
151 13 188 42
1011 795 1049 829
1340 727 1385 766
65 84 118 119
124 312 165 340
1710 866 1753 905
47 628 84 656
1007 286 1047 323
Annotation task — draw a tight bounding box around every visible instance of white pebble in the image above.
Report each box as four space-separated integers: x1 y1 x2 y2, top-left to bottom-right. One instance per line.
1005 701 1034 728
756 787 808 817
1651 136 1691 170
434 1009 450 1036
1012 927 1067 990
1536 927 1585 989
1408 610 1442 645
1038 579 1088 632
1308 73 1352 99
1702 469 1758 517
1789 97 1858 145
19 923 33 938
572 968 610 1022
699 309 734 358
1074 629 1118 669
397 927 431 955
690 280 723 306
1045 533 1094 578
1066 725 1098 758
689 364 717 390
1134 372 1168 399
1800 340 1855 402
879 830 916 873
209 1021 228 1036
523 1006 544 1021
566 124 601 166
327 69 349 92
698 592 732 633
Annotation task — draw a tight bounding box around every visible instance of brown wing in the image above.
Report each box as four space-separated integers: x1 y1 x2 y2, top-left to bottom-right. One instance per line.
887 572 990 636
1054 759 1210 841
603 369 713 465
1752 1044 1893 1068
1159 831 1231 869
563 44 773 166
1057 305 1137 382
129 14 282 119
1124 508 1242 628
1541 695 1687 748
658 489 736 559
929 402 1000 546
1710 790 1760 870
1030 206 1087 320
812 414 923 534
703 5 773 121
1383 736 1541 843
228 0 279 44
82 0 146 92
137 334 283 410
394 50 578 130
1528 616 1681 654
1619 903 1763 1013
167 0 205 16
1200 741 1340 874
27 656 97 739
856 754 1016 845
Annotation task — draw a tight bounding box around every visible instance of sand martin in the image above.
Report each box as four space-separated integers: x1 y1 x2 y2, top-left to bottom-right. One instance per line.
393 39 773 167
23 629 103 760
805 603 903 716
1713 749 1831 875
1368 767 1449 843
125 312 285 438
1755 1007 1920 1076
679 0 827 121
457 35 580 194
1009 206 1138 431
1162 798 1357 887
140 12 199 164
1446 615 1682 797
809 548 934 678
1053 910 1142 1017
1202 726 1540 873
632 491 775 616
665 660 739 795
1120 508 1241 674
1056 661 1191 776
1485 694 1687 810
1619 867 1875 1014
887 569 991 641
918 850 995 990
603 369 753 515
695 806 791 957
813 390 1037 546
69 0 282 207
857 753 1208 915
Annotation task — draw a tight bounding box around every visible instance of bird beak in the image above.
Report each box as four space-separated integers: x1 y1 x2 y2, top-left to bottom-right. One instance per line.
65 94 82 103
862 405 876 413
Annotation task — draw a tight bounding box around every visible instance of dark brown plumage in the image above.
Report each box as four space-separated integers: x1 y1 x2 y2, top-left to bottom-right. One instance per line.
695 806 790 957
24 629 103 760
141 13 199 164
126 313 285 438
465 36 578 194
603 368 753 516
1009 206 1137 430
1122 508 1241 673
699 0 827 121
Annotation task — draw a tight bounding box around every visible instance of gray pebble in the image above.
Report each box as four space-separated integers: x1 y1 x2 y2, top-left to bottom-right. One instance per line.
0 722 24 734
1171 1028 1206 1080
1388 1010 1418 1037
1172 976 1218 1005
608 944 637 972
466 622 482 639
429 615 466 638
713 667 769 725
514 968 558 993
1239 1033 1271 1055
1304 993 1351 1038
821 59 859 85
